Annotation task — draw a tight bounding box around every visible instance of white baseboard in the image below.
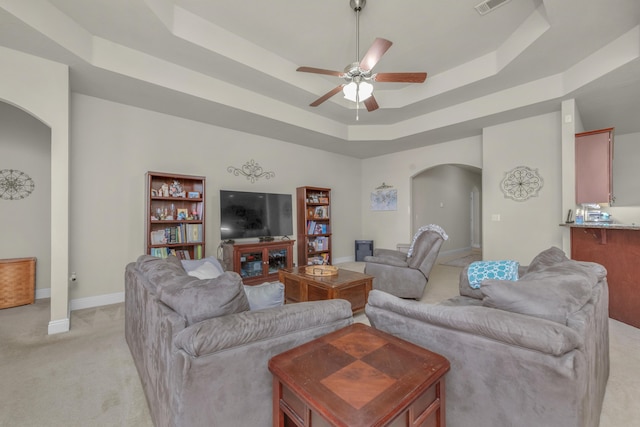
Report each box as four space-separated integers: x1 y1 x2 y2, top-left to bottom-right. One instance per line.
36 288 125 311
333 255 355 264
36 287 51 300
70 292 125 311
48 318 70 334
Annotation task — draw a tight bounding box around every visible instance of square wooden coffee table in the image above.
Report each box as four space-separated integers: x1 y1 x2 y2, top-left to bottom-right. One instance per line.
278 267 373 313
269 323 450 427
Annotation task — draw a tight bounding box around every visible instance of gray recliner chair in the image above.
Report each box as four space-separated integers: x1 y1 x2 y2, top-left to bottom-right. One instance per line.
364 225 447 299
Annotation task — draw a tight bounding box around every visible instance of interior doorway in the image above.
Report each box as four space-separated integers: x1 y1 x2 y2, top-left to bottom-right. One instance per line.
411 164 482 257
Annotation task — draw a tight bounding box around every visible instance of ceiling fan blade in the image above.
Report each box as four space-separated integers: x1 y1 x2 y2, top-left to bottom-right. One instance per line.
310 85 345 107
359 38 393 72
297 66 344 77
364 95 379 112
373 72 427 83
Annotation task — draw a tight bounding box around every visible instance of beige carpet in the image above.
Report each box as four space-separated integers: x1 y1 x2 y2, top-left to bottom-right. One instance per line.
439 252 482 268
1 263 638 426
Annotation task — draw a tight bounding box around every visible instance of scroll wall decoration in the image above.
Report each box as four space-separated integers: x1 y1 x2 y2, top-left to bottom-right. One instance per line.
500 166 543 201
0 169 35 200
227 159 275 183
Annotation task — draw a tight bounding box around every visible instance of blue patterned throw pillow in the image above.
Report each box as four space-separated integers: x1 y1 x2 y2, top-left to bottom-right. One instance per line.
467 260 519 289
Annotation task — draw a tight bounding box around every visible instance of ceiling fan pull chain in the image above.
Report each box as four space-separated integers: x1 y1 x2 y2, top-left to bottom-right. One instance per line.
355 4 360 62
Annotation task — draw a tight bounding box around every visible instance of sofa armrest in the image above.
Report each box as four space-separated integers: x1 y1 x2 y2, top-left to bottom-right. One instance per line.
364 255 409 268
366 290 581 356
372 248 407 261
174 299 352 357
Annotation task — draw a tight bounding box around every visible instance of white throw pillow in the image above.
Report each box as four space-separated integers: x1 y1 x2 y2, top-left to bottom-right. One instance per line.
243 282 285 310
181 256 225 274
186 261 223 279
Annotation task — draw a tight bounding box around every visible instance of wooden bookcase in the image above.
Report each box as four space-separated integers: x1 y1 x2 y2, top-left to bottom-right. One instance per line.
296 186 332 266
145 171 205 259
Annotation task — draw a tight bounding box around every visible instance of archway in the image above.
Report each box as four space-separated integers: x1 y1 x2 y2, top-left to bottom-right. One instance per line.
0 46 70 333
411 164 482 257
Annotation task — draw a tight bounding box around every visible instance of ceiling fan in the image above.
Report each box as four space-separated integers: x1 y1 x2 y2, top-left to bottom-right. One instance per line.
297 0 427 118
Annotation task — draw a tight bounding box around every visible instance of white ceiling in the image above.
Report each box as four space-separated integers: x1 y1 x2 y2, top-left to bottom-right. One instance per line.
1 0 639 158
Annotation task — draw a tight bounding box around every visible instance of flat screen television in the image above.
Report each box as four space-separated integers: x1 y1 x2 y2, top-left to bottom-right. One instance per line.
219 190 293 240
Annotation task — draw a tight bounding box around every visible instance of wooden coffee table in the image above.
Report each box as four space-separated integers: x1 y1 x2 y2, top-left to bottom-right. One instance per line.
278 267 373 313
269 323 450 427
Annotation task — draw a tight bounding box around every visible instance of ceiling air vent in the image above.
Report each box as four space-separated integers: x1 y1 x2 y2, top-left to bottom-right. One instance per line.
475 0 512 15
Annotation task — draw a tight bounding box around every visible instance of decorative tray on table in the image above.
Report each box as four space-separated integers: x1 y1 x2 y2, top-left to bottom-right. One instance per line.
304 265 338 276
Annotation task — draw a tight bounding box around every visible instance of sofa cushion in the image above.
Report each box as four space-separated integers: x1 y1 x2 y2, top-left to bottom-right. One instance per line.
243 282 285 310
158 271 250 325
481 261 596 324
459 265 485 299
136 254 187 294
525 246 568 274
467 260 519 289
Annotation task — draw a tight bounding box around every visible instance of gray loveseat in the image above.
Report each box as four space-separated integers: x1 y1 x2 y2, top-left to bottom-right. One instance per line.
125 255 353 426
365 247 609 427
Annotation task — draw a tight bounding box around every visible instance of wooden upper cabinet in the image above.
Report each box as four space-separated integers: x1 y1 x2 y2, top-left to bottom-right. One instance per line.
575 128 613 204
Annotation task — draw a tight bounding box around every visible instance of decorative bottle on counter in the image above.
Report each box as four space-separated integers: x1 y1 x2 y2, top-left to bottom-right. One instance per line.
575 208 584 224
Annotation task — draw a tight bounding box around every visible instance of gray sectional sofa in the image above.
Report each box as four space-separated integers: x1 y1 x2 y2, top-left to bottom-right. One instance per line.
125 255 353 426
365 247 609 427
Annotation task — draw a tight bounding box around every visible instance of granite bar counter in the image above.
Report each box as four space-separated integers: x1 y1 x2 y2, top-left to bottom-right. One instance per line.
561 222 640 230
561 223 640 328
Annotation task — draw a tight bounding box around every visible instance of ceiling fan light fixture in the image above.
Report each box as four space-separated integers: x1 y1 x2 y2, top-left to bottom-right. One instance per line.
296 0 426 114
343 81 373 102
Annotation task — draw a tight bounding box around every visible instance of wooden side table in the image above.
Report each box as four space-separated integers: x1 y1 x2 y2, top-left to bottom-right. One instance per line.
278 267 373 313
269 323 450 427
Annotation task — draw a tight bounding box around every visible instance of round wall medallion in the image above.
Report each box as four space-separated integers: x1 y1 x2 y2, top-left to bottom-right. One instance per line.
0 169 36 200
500 166 543 201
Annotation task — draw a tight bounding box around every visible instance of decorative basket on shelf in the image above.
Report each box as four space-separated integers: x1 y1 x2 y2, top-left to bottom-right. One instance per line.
304 265 338 276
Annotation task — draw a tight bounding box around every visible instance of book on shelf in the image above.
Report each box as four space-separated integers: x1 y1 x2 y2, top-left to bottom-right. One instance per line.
150 229 167 245
307 253 330 265
160 225 186 244
150 247 169 258
307 221 328 235
308 236 328 252
186 224 203 243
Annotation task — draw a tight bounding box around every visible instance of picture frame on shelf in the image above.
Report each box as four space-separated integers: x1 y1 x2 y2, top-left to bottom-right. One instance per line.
151 189 158 197
177 208 188 220
188 191 200 199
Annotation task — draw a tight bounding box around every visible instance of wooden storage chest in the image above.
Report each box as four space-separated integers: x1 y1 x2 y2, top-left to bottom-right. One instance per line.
0 257 36 309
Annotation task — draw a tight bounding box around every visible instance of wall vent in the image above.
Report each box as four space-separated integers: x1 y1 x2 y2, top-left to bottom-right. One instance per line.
475 0 512 15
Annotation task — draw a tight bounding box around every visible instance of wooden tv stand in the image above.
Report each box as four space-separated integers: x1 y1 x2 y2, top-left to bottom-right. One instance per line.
222 240 294 285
